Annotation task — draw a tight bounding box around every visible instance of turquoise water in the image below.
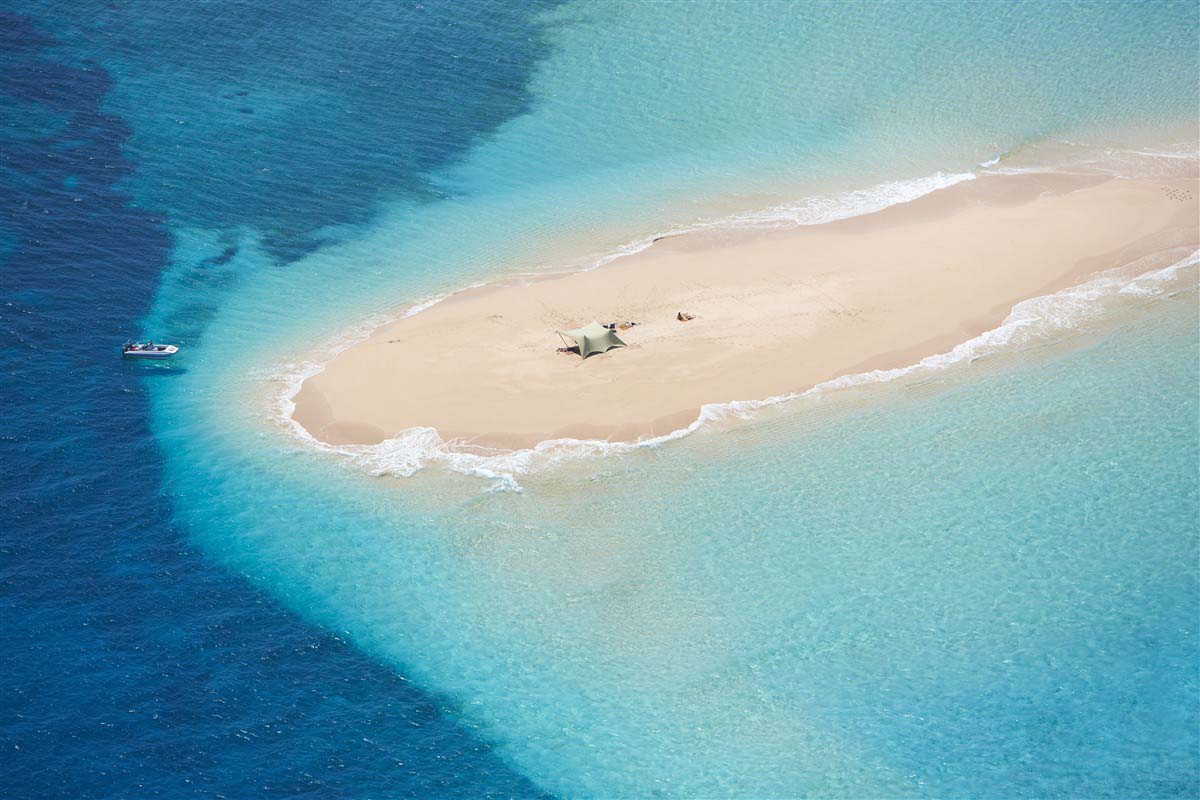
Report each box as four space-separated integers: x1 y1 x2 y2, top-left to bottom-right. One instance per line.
2 3 553 795
159 287 1200 798
135 0 1199 357
137 1 1200 796
4 0 1198 796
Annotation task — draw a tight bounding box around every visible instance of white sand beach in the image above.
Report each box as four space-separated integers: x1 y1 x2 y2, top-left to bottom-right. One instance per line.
292 173 1198 449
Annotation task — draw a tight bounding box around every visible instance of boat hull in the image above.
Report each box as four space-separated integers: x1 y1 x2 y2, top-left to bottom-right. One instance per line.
122 345 178 359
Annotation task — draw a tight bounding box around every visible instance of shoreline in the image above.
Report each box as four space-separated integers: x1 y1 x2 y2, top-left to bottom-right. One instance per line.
290 171 1199 452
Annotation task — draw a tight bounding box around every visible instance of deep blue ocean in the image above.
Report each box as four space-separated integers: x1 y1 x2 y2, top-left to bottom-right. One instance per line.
2 2 1197 798
0 2 552 797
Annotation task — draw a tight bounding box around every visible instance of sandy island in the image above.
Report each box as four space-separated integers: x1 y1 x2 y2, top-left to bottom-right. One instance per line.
293 172 1198 449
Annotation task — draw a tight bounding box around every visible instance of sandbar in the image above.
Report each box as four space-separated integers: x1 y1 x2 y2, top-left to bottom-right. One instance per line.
292 173 1198 449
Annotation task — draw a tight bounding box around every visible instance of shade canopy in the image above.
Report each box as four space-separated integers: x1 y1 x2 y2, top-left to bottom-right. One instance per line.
557 321 626 359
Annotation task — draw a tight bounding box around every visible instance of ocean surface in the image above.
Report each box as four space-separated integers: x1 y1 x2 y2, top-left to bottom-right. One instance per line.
2 1 1197 798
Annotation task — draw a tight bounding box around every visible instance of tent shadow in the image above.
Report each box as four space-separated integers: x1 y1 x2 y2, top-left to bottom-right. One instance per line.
558 344 627 359
584 344 624 359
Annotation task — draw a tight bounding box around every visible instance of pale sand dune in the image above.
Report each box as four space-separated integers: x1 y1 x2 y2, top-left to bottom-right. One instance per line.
293 173 1198 449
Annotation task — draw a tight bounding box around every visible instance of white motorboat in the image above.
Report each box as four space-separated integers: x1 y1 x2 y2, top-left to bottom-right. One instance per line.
122 340 178 359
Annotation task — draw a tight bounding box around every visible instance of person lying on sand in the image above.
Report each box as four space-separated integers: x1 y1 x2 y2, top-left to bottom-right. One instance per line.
677 311 695 321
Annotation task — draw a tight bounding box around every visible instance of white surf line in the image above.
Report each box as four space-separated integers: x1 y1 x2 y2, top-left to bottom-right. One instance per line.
267 161 1196 490
327 246 1200 492
270 167 984 442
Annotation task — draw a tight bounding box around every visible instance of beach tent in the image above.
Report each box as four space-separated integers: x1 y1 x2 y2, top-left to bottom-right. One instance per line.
557 321 626 359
